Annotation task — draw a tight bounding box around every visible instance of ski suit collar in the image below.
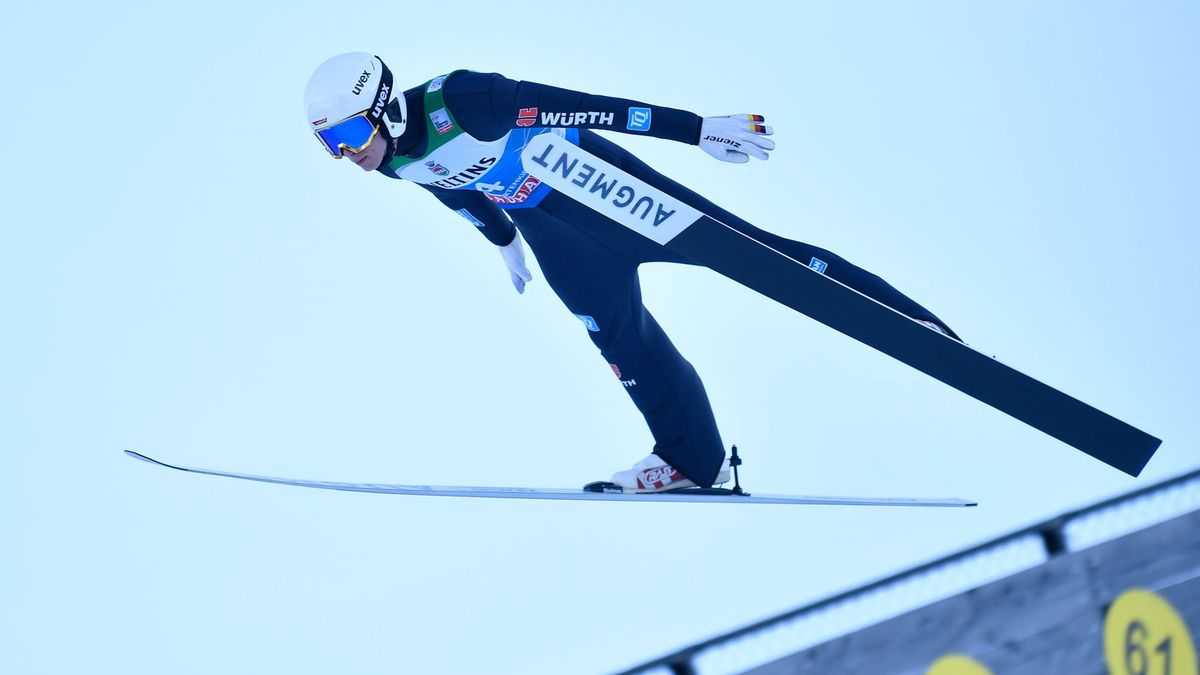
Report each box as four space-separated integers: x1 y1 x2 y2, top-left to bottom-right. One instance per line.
383 71 467 173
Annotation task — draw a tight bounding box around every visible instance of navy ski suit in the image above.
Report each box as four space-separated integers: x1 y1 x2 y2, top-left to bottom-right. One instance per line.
379 71 954 488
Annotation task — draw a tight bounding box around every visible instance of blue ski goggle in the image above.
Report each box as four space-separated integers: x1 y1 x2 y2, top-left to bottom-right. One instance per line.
314 112 380 158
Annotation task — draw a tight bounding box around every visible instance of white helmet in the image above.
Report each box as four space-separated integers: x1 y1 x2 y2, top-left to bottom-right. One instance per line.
303 52 407 156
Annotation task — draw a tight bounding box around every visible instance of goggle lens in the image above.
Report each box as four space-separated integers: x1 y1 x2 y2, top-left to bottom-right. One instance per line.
315 114 378 157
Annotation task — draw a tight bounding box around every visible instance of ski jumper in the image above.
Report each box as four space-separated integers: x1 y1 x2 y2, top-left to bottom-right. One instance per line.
379 71 955 488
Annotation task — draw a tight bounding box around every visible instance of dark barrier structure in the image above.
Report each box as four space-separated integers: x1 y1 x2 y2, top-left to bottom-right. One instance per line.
618 469 1200 675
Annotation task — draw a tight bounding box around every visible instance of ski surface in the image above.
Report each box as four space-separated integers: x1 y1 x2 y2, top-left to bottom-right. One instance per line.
124 451 976 507
520 135 1161 477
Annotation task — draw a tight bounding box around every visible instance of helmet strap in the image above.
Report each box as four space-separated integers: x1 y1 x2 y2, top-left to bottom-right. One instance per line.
375 98 412 168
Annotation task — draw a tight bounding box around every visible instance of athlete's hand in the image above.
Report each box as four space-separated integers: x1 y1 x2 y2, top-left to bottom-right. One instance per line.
499 233 533 294
699 115 775 163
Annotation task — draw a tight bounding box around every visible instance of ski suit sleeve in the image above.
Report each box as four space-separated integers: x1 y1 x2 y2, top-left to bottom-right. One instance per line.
441 71 704 145
418 184 517 247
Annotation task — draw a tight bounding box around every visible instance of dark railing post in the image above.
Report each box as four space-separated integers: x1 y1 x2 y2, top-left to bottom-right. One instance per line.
1039 518 1068 557
669 660 696 675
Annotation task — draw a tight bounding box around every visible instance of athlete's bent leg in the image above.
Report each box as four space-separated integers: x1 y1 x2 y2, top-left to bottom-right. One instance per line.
511 207 726 487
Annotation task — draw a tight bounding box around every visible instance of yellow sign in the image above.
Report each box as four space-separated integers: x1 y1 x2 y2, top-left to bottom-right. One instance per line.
1104 588 1197 675
927 653 994 675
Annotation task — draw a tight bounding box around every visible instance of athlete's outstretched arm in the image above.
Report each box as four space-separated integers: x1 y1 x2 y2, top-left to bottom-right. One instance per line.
442 71 701 142
440 72 775 162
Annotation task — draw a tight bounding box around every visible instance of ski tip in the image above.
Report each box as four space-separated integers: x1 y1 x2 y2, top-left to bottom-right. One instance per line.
124 450 165 466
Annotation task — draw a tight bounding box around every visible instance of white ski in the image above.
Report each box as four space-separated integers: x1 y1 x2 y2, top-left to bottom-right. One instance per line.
125 451 975 507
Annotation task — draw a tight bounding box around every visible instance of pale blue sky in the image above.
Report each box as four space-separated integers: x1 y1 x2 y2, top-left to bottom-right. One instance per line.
3 2 1197 673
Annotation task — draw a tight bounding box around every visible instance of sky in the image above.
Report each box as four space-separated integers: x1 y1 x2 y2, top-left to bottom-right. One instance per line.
2 1 1198 673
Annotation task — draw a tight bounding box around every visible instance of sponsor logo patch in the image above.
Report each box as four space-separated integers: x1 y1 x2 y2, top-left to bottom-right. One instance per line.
427 75 446 93
425 161 450 176
574 314 600 332
523 138 696 244
455 208 486 228
429 156 498 189
809 257 828 274
703 134 741 149
540 111 615 127
626 107 652 131
639 465 680 489
430 108 455 135
516 107 538 128
483 175 541 205
609 363 635 386
371 83 390 117
352 70 370 95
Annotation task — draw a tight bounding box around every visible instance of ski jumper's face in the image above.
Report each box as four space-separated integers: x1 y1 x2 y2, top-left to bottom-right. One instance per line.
345 133 388 172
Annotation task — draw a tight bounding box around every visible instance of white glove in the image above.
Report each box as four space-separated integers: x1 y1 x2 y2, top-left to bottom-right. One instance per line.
699 114 775 163
499 233 533 294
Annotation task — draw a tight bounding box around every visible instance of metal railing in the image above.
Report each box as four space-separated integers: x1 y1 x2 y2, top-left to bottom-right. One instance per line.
615 466 1200 675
